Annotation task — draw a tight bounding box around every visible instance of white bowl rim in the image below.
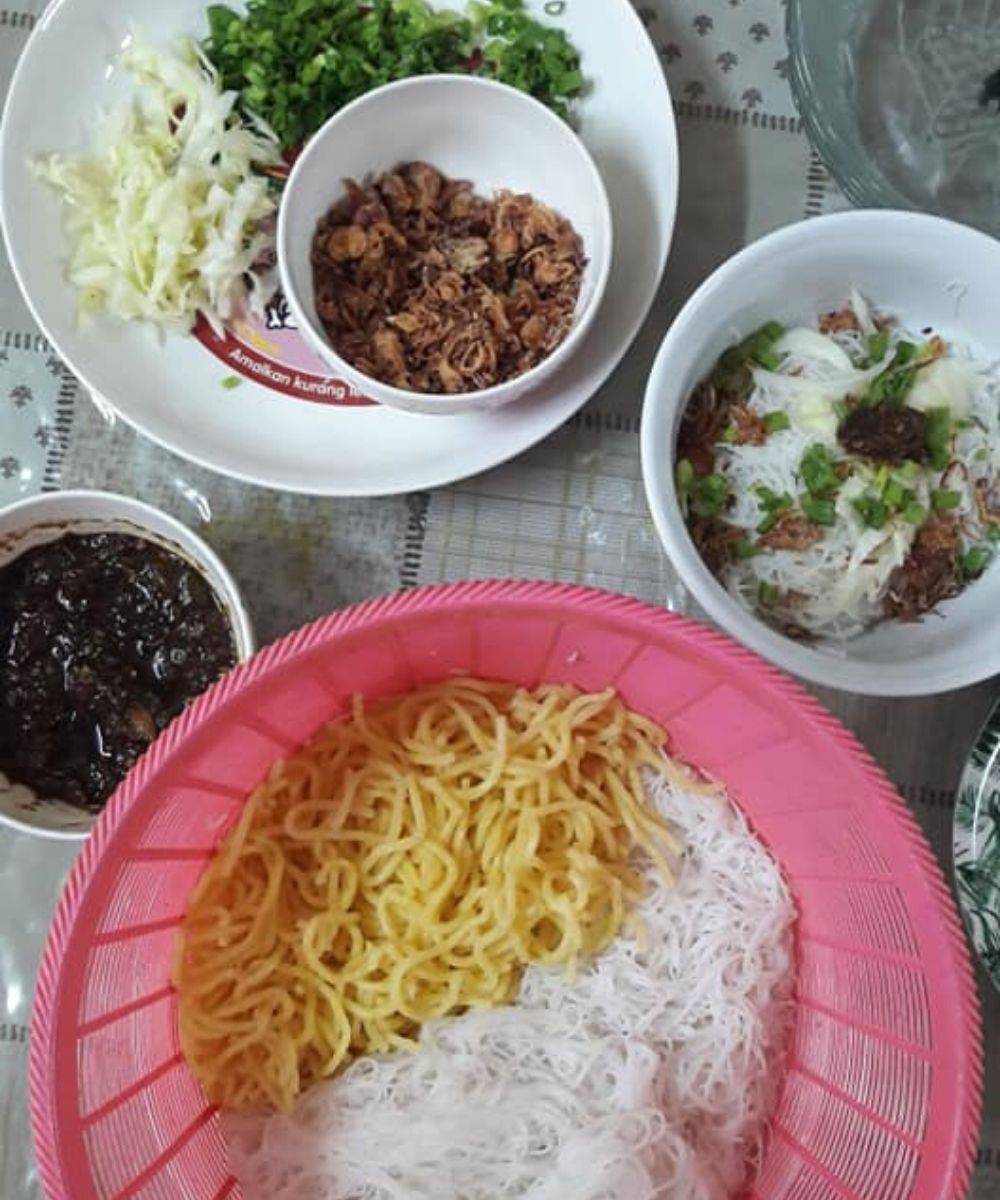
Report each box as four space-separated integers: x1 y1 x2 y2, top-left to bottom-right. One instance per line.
277 72 614 411
0 488 255 840
641 207 1000 698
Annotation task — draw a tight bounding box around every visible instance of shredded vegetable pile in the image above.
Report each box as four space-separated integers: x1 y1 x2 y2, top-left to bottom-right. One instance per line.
224 772 795 1200
203 0 586 150
35 39 281 335
677 291 1000 640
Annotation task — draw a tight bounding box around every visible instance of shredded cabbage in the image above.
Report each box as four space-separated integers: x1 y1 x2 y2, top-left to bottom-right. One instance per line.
849 286 877 337
750 352 893 402
774 327 854 372
907 357 977 418
34 37 281 335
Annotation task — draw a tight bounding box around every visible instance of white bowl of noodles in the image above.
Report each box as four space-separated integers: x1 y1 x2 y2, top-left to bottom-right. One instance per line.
642 209 1000 697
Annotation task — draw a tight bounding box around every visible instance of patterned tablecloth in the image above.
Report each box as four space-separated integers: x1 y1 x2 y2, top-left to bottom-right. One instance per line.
0 1 998 1196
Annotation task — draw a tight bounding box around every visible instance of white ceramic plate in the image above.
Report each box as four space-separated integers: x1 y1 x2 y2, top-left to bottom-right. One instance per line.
1 0 677 497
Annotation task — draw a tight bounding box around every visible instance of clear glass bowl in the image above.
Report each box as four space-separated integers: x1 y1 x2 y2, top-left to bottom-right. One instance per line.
787 0 1000 236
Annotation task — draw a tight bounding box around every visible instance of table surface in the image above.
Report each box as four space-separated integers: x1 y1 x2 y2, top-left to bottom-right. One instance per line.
0 1 997 1197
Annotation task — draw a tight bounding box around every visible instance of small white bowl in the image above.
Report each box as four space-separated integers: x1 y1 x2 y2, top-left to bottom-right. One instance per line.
0 490 255 839
641 209 1000 698
278 74 613 416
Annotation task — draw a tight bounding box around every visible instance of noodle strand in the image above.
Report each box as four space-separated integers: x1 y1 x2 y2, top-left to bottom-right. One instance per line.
175 680 684 1112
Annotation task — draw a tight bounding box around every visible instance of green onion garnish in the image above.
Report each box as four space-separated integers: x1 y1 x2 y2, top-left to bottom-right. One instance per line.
882 478 905 509
802 496 836 526
925 406 953 471
203 0 587 149
861 339 921 408
960 546 993 579
740 322 785 370
799 444 840 496
852 494 889 530
690 473 730 519
863 329 890 365
930 489 962 513
752 485 793 533
734 538 761 560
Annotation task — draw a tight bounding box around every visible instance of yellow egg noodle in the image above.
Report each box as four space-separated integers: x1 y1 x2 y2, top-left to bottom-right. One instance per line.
174 679 684 1113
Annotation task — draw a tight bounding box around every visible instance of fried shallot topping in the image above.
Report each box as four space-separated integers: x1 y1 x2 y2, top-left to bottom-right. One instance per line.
818 307 861 335
730 404 767 446
975 477 1000 530
677 382 729 477
310 162 586 395
758 511 824 552
688 516 744 574
883 516 961 621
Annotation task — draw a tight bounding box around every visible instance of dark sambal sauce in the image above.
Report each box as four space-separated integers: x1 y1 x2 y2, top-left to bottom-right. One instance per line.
0 531 237 812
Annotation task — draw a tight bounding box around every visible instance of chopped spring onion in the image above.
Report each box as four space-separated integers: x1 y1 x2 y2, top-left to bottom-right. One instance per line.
801 496 836 526
961 546 993 578
714 322 785 389
861 329 890 367
862 340 921 407
925 407 954 471
758 581 781 608
852 494 889 530
734 538 761 560
799 444 839 496
690 474 730 519
743 322 785 371
763 411 790 434
752 485 792 533
204 0 586 150
752 484 790 509
902 501 928 525
931 489 962 513
882 478 905 509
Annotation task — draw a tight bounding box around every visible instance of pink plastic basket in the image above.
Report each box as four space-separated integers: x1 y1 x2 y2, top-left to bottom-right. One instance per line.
29 582 982 1200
